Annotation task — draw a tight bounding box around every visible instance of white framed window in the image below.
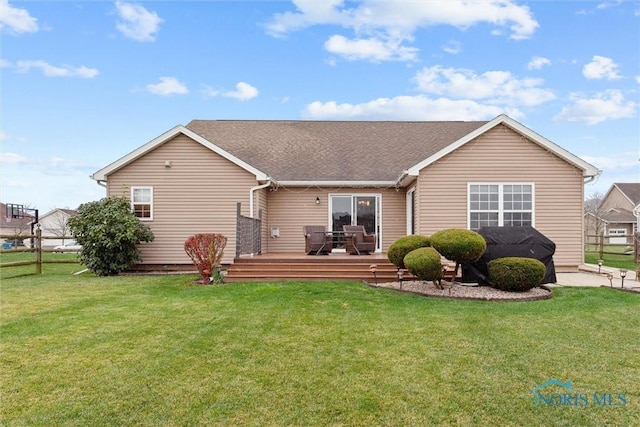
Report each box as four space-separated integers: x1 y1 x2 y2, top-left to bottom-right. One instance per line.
468 183 534 230
608 229 626 236
131 187 153 220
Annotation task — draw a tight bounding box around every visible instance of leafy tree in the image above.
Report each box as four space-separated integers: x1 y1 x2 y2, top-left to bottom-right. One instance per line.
68 197 154 276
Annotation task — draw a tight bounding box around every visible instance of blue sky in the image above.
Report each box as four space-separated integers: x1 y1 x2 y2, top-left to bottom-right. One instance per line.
1 0 639 212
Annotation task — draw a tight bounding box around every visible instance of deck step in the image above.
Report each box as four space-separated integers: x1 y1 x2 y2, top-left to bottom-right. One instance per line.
224 254 429 282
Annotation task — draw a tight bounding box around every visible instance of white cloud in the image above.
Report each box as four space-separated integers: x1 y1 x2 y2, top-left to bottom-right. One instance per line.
145 77 188 96
583 55 621 80
414 66 555 107
223 82 259 101
442 40 461 55
202 86 221 98
115 0 163 42
12 60 99 78
0 0 38 34
302 95 515 121
527 56 551 70
324 35 418 62
553 90 636 125
580 152 639 170
267 1 538 62
0 152 28 164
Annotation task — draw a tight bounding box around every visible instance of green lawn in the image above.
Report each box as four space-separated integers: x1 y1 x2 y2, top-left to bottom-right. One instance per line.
1 270 638 426
584 249 637 271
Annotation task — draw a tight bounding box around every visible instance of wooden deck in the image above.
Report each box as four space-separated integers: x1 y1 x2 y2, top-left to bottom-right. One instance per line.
225 252 402 282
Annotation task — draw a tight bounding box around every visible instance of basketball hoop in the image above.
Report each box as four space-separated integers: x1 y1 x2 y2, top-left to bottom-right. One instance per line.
5 203 25 219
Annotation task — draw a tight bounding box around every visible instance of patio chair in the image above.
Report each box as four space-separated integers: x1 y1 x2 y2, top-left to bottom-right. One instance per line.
343 225 376 255
303 225 333 255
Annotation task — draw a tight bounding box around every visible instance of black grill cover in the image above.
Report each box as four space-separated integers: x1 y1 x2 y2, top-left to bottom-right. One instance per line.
462 226 557 285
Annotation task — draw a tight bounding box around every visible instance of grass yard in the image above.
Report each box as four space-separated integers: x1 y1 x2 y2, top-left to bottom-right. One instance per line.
1 269 639 426
585 252 637 271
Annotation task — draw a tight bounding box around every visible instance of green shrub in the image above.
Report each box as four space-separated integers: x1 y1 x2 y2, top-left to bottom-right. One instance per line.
404 247 442 288
387 235 430 269
488 257 546 292
430 228 486 264
68 197 154 276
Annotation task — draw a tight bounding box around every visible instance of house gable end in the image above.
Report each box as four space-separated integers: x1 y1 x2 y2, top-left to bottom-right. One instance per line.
91 125 269 182
403 115 600 180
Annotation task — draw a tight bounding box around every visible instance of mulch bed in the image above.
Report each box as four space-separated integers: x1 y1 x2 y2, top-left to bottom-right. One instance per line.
365 280 552 302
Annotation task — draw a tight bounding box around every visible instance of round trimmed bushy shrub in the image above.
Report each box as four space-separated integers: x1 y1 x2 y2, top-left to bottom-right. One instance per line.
429 228 486 264
488 257 546 292
387 235 430 269
403 247 442 284
68 197 155 276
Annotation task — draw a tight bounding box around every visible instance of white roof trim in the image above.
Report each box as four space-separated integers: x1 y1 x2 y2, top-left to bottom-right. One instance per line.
277 181 396 187
404 114 601 178
91 125 269 181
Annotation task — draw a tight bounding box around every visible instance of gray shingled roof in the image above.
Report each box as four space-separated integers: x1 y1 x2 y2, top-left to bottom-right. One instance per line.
602 208 636 223
185 120 487 182
614 183 640 206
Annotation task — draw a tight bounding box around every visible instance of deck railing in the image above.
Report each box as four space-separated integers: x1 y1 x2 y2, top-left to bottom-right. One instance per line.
235 203 262 257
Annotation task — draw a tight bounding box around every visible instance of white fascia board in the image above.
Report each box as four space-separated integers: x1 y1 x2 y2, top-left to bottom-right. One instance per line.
277 181 396 187
405 114 601 178
91 125 269 182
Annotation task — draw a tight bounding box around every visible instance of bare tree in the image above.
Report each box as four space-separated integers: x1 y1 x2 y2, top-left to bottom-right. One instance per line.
47 210 73 244
584 192 606 244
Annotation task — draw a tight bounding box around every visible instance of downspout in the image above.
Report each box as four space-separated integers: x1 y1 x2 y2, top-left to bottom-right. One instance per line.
394 170 409 190
250 179 272 218
96 180 107 188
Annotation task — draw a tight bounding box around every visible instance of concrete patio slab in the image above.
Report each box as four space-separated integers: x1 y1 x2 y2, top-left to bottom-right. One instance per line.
553 264 639 290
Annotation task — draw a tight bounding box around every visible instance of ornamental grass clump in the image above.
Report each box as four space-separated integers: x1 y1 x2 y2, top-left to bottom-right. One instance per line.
403 247 443 288
488 257 546 292
430 228 486 280
387 235 431 270
184 233 228 284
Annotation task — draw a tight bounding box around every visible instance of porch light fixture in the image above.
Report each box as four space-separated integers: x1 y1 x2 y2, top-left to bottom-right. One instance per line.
315 196 320 205
597 259 603 273
606 272 613 287
370 264 377 286
620 269 627 288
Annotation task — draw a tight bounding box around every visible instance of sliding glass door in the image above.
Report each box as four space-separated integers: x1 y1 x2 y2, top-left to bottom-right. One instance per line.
329 194 381 251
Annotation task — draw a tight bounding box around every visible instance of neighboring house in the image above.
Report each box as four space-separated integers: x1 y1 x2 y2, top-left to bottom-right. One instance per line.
589 183 640 244
0 202 35 246
92 114 599 271
38 208 78 248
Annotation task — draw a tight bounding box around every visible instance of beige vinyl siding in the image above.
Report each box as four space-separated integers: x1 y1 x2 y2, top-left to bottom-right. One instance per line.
416 124 585 270
265 187 406 253
601 187 633 211
107 134 258 265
